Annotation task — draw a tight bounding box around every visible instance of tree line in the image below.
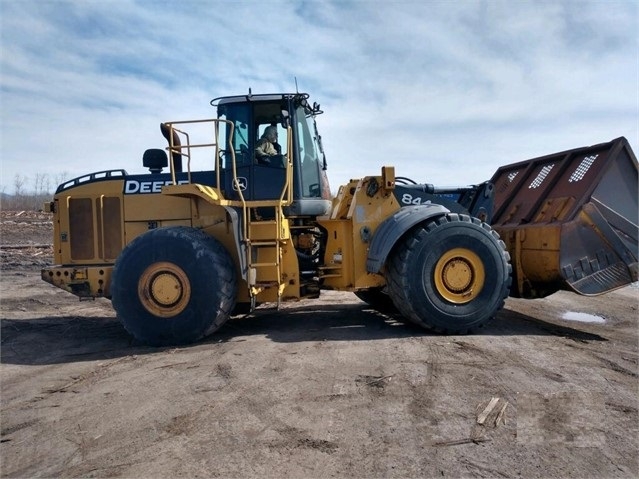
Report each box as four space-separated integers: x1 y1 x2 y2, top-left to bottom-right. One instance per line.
1 172 69 211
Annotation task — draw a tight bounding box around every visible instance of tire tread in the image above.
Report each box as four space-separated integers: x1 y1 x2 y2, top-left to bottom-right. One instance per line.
387 214 512 334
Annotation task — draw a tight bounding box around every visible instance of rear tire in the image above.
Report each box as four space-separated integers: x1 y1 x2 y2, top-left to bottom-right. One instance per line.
387 214 511 333
111 227 237 346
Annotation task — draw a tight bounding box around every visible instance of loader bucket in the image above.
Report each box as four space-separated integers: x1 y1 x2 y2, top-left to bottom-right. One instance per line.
490 137 638 298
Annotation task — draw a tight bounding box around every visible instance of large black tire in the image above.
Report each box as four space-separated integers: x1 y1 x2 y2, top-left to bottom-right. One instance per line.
354 288 398 315
387 214 511 333
111 227 237 346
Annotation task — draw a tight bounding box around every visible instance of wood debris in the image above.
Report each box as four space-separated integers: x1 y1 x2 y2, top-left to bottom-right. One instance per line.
476 397 509 427
432 436 492 447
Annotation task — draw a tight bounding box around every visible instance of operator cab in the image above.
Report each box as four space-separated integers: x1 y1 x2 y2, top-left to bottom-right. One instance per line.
213 93 332 217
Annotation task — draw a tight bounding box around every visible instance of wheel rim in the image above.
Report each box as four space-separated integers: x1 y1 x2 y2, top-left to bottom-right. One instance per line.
138 262 191 317
433 248 485 304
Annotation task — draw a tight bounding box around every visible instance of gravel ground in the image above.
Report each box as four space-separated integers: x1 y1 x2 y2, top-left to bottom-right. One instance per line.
1 210 638 478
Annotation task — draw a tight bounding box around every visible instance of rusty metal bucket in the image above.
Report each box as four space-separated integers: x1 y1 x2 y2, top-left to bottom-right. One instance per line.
490 137 638 298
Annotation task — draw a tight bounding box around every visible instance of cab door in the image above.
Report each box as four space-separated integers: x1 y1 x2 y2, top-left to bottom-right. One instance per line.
218 101 288 202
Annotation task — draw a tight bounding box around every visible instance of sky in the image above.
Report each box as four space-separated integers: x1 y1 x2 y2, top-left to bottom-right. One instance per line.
1 0 638 195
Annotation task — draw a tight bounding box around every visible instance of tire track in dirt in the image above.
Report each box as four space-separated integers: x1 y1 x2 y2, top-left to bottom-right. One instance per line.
2 260 637 478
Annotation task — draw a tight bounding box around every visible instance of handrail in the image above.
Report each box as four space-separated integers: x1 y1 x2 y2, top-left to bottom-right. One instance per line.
99 195 106 260
280 125 294 206
161 117 296 302
163 118 233 195
162 117 294 210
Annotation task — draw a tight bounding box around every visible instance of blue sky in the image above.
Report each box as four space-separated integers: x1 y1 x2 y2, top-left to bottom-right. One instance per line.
1 0 637 194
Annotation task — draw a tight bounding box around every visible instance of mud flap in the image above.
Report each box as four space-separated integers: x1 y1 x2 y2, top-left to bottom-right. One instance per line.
490 137 638 298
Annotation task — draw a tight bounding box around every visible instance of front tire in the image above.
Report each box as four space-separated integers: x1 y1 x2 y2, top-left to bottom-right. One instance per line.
387 214 511 333
354 288 398 315
111 227 237 346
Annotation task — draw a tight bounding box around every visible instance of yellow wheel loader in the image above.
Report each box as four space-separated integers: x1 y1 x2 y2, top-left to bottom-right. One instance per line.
42 92 638 346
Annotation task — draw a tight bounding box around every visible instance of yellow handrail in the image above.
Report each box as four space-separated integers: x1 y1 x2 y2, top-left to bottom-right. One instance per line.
162 118 295 232
161 117 297 301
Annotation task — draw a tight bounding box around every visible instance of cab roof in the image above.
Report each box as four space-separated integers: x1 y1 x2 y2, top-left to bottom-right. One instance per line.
211 92 309 106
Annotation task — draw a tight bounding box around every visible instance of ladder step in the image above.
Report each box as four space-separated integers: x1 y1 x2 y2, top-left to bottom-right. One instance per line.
244 203 287 300
254 281 279 288
252 220 278 225
250 241 279 246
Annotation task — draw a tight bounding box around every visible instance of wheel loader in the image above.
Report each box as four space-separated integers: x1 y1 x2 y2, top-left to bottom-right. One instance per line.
41 92 638 346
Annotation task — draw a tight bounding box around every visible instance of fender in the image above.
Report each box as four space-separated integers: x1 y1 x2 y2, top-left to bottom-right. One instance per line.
366 204 449 273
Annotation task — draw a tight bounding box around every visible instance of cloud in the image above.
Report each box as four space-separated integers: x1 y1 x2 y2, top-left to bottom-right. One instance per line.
1 0 637 194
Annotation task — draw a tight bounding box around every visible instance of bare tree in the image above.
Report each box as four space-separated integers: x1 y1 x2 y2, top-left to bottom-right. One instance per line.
54 171 70 190
32 173 53 210
34 173 43 195
11 174 26 209
13 174 25 197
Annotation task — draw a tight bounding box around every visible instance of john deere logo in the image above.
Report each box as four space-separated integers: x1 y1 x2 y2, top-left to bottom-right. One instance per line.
124 179 188 194
233 177 248 191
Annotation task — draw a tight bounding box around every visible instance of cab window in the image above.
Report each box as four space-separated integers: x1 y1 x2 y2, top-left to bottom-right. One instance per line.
218 103 251 167
296 106 322 197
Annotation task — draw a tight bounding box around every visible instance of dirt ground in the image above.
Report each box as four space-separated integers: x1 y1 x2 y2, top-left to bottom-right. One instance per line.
1 210 638 478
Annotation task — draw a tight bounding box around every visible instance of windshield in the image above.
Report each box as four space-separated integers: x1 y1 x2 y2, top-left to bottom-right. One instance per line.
295 106 322 198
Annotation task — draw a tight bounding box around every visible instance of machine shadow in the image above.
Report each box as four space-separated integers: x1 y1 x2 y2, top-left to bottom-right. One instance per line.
1 304 606 366
222 303 608 344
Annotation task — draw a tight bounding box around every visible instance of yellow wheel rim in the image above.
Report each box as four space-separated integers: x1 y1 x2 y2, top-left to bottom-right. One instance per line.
433 248 485 304
138 262 191 318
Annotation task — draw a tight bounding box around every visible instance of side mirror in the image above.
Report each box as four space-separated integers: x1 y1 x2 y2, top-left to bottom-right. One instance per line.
280 110 290 129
